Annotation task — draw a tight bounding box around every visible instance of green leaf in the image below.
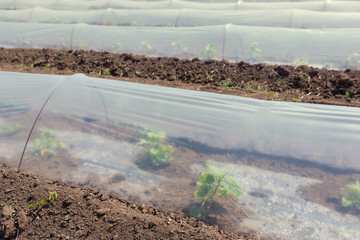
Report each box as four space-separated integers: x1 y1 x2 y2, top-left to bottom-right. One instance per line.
159 144 174 154
33 139 44 150
136 138 148 146
40 199 47 205
148 131 166 142
49 191 57 201
189 205 206 220
223 175 244 197
55 140 66 149
205 165 225 181
198 173 214 185
194 184 210 200
347 181 360 197
149 147 159 156
216 186 229 197
29 204 36 207
42 131 53 138
342 196 354 207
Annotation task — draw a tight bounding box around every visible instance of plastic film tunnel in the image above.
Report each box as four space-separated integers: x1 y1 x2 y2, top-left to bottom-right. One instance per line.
1 0 360 11
1 22 360 69
2 8 360 28
1 71 360 239
1 0 360 70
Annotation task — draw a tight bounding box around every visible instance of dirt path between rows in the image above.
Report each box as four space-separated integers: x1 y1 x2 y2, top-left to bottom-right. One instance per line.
1 48 359 108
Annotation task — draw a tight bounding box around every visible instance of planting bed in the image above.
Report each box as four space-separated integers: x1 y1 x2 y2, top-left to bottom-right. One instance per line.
1 48 360 239
1 48 360 108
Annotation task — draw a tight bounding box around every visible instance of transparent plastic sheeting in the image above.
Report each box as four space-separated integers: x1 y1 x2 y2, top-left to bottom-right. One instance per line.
1 0 360 11
2 8 360 29
1 22 360 70
0 73 66 167
1 72 360 239
0 71 360 170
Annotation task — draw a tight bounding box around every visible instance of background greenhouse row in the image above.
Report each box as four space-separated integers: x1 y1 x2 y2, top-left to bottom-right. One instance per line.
0 0 360 69
1 0 360 11
2 8 360 28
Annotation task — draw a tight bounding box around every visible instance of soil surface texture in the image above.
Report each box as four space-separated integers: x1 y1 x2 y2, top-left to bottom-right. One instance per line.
0 48 360 108
0 163 255 240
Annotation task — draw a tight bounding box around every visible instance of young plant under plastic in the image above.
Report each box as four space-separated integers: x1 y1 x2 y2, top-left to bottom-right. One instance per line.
136 129 174 167
342 181 360 210
200 44 216 60
33 131 66 159
190 165 243 220
0 123 21 137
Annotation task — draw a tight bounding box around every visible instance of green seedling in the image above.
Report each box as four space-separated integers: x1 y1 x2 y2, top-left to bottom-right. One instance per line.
200 44 216 60
246 83 254 93
136 128 174 167
171 41 188 55
45 63 51 69
55 18 64 24
61 37 70 48
293 58 308 66
267 90 274 100
74 40 85 49
205 69 216 80
256 85 266 91
112 42 123 53
131 21 145 27
221 80 237 90
190 165 243 220
346 53 360 69
138 41 151 55
15 37 36 48
322 60 334 69
292 98 298 102
162 22 175 27
0 123 21 137
33 131 66 159
104 68 110 75
342 181 360 209
343 91 351 99
245 42 262 63
29 191 58 207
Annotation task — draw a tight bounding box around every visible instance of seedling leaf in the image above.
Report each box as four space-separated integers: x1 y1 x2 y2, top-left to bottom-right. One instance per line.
191 165 243 220
189 206 206 220
195 184 210 200
223 175 244 197
341 181 360 209
205 165 225 180
198 173 214 185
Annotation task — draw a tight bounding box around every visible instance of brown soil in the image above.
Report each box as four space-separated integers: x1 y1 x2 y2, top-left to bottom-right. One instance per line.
0 163 253 240
1 48 360 240
0 48 360 108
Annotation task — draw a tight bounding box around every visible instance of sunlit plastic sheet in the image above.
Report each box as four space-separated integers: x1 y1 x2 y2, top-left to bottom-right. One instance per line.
1 22 360 69
2 8 360 29
0 72 66 167
1 0 360 11
1 71 360 239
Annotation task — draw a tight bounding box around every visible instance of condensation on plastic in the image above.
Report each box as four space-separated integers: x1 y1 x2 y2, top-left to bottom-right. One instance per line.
1 71 360 171
1 0 360 11
1 8 360 29
1 21 360 69
1 71 360 239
